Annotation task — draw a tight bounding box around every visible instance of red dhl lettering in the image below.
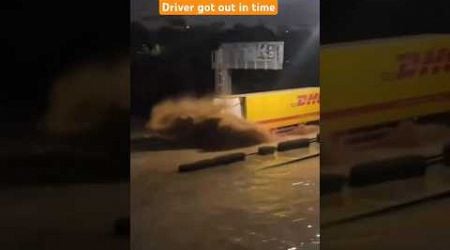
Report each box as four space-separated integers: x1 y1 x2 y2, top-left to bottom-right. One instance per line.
396 48 449 79
294 93 320 106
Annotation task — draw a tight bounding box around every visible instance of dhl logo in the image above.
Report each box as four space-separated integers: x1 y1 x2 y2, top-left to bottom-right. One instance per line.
384 48 449 80
292 93 320 107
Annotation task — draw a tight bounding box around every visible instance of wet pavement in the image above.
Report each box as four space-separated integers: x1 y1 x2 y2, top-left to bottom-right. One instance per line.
320 122 450 250
131 142 320 250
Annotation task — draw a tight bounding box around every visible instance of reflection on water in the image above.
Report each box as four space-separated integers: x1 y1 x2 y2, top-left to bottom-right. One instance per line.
132 155 319 250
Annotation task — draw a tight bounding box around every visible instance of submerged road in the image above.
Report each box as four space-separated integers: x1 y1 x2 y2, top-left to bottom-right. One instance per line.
131 139 320 250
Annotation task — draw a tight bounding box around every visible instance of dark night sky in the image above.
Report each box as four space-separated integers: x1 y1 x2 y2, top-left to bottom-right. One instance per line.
321 0 449 43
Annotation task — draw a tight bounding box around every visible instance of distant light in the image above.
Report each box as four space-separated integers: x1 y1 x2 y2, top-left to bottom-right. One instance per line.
287 247 297 250
185 25 191 29
307 224 313 229
285 29 289 33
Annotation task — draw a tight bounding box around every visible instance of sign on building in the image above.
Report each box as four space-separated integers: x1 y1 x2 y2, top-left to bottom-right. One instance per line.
217 41 284 70
212 41 284 94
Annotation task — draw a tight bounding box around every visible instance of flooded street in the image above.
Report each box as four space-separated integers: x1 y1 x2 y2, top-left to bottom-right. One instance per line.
1 183 129 250
320 122 450 250
131 143 319 250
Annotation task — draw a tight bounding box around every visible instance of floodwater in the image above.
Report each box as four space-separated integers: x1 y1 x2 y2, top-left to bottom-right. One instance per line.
131 145 320 250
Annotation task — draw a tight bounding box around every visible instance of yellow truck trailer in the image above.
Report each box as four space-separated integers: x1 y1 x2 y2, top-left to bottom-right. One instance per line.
321 34 450 134
213 41 320 131
216 87 320 131
218 34 449 134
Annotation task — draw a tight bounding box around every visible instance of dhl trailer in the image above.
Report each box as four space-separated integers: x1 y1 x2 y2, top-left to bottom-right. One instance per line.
321 34 450 136
212 41 320 131
214 87 320 131
215 35 449 133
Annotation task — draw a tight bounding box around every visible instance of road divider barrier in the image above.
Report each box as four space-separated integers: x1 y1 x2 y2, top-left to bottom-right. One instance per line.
178 152 246 172
349 156 428 187
277 138 310 152
257 146 276 155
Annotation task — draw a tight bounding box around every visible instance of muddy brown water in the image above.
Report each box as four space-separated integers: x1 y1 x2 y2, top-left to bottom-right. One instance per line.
131 147 320 250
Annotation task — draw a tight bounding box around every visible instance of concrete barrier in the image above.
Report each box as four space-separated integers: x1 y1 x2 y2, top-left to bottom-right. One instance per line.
277 138 310 152
257 146 276 155
178 152 246 172
349 155 427 187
